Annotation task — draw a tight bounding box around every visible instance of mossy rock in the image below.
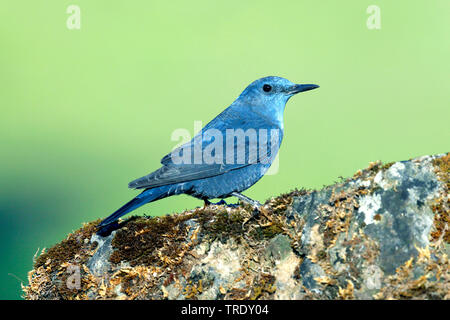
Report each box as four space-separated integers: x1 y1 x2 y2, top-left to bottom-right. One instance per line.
23 153 449 300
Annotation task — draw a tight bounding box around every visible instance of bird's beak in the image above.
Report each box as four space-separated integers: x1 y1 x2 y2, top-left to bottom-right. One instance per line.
287 84 319 95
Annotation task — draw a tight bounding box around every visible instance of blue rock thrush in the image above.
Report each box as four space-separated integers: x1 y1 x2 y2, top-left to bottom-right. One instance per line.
97 76 319 235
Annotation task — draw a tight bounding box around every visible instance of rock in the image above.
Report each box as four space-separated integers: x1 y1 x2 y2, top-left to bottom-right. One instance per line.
23 153 449 300
86 233 115 277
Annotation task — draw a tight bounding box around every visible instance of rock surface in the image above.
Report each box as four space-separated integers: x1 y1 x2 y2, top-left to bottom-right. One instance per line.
23 153 449 300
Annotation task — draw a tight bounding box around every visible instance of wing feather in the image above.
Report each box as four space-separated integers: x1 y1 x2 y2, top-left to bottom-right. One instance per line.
128 108 282 189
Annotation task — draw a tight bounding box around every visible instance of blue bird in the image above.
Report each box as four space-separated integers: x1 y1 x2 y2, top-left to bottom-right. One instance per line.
97 76 318 235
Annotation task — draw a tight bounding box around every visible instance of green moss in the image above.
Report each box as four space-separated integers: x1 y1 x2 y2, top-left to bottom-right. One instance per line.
261 220 284 238
34 239 82 269
29 220 100 300
198 208 246 242
430 199 450 243
432 153 450 188
381 161 395 171
34 220 99 269
183 280 203 299
226 288 248 299
109 213 194 266
351 160 396 181
251 273 276 300
430 153 450 244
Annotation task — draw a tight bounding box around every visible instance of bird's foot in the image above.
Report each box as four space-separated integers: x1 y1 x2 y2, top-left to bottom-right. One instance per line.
213 199 228 206
230 191 273 222
246 205 273 222
240 204 273 228
203 199 239 208
258 206 273 222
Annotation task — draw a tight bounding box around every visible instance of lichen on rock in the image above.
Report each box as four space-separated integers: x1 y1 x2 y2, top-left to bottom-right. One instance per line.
23 153 449 300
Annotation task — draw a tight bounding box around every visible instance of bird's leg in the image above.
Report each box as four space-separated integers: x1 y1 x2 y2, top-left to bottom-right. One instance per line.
231 192 262 208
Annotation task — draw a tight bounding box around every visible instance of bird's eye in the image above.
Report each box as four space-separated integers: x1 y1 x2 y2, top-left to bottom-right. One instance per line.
262 84 272 92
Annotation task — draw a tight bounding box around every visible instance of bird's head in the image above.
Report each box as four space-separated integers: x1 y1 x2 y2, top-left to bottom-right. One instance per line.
234 76 319 123
238 76 319 104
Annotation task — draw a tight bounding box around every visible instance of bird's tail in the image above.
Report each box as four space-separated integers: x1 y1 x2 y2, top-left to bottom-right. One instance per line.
96 186 170 235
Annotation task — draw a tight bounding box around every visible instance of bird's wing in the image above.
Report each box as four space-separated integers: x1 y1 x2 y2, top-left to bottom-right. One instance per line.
128 163 230 189
159 110 242 166
128 109 282 190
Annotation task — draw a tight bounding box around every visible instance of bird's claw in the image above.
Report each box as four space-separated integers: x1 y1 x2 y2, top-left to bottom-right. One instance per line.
242 205 273 227
214 199 227 206
203 199 240 208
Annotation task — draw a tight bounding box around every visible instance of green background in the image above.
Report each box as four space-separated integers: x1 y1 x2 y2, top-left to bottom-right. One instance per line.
0 1 448 299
